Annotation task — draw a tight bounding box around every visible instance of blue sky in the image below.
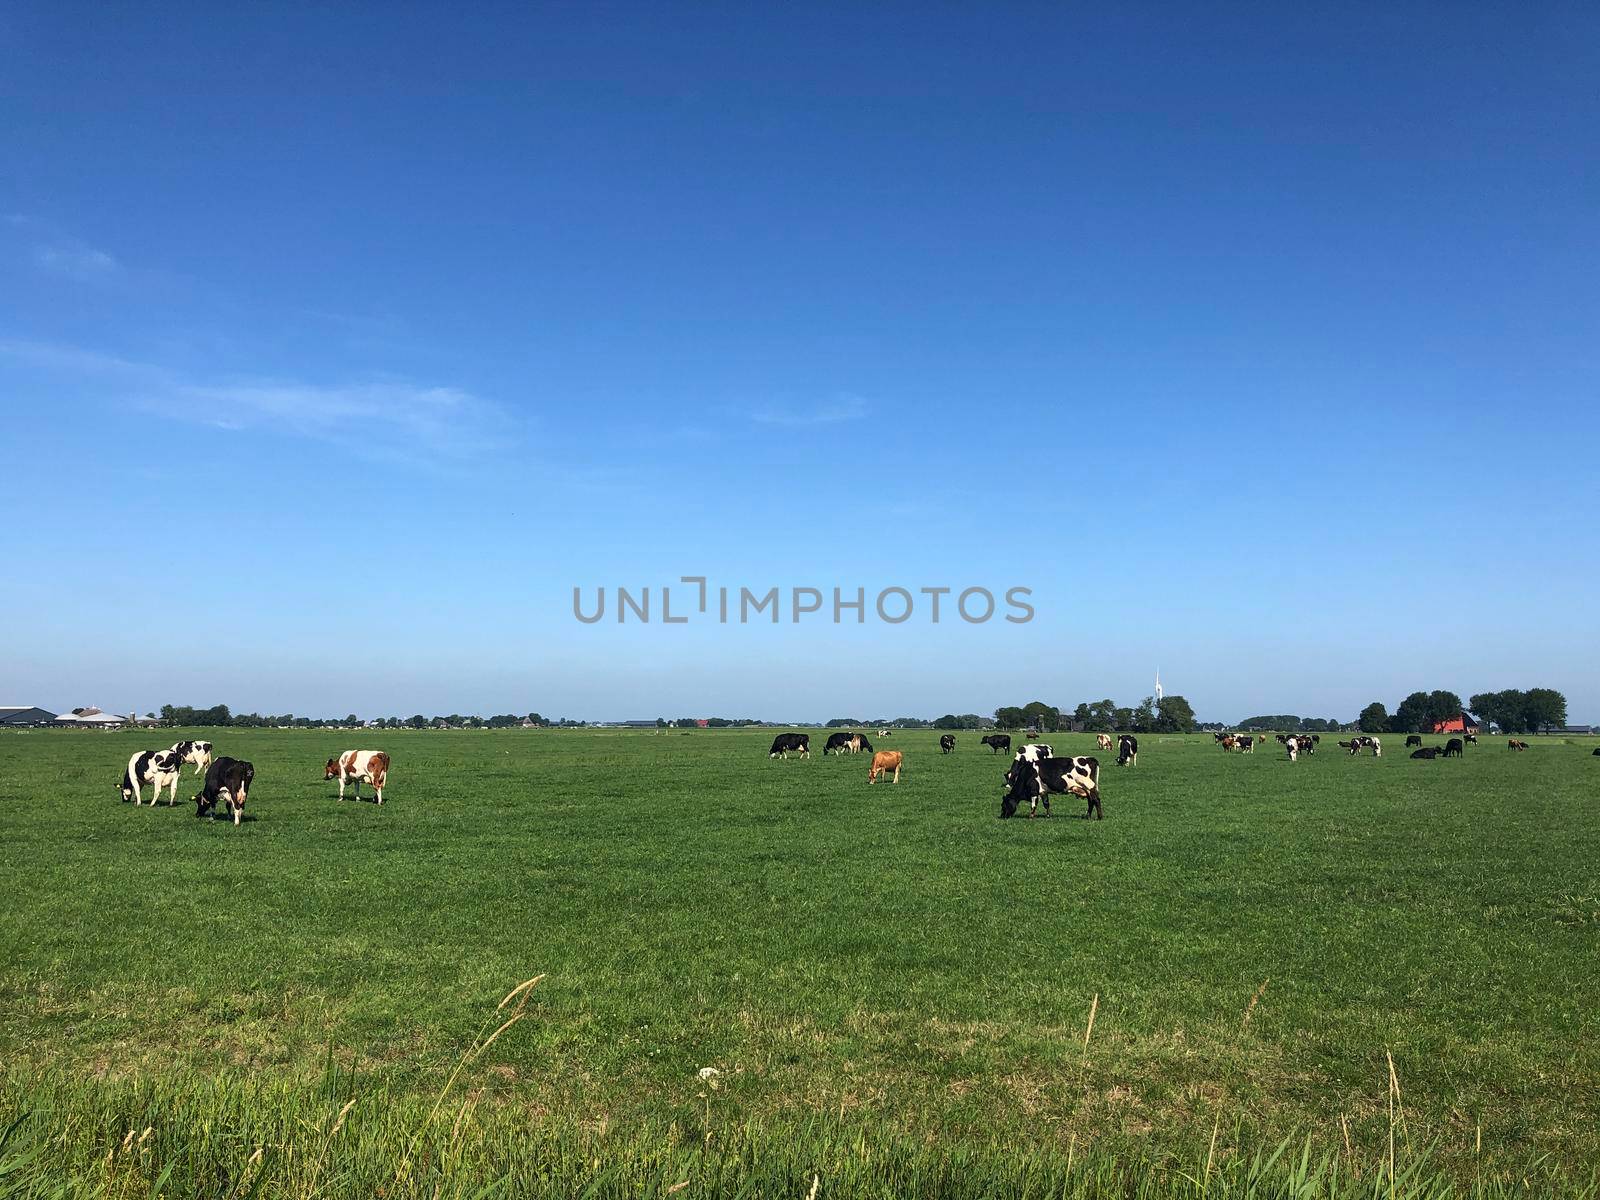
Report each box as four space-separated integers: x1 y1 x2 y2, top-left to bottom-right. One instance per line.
3 3 1596 723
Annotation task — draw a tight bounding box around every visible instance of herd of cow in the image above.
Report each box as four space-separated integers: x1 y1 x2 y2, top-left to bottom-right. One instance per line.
118 741 391 826
768 730 1140 819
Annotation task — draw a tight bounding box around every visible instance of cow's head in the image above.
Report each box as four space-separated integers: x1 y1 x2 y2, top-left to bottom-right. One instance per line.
1000 760 1035 818
324 757 340 780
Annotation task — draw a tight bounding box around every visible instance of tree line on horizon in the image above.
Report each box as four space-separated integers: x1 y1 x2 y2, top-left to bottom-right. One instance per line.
1356 687 1568 735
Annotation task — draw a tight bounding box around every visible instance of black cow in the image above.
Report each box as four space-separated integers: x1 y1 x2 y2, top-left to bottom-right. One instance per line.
1405 735 1422 748
1410 747 1440 760
768 733 810 759
822 732 854 755
1592 748 1600 756
1442 738 1464 758
939 734 956 754
193 757 254 825
1001 755 1102 820
1117 734 1138 767
980 734 1012 754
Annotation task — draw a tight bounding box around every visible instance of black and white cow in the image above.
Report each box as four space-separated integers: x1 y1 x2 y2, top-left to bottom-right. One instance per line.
822 732 854 755
939 734 956 754
1235 735 1255 754
193 757 254 825
120 748 185 805
980 734 1012 754
1442 738 1464 758
1354 735 1382 757
1463 733 1478 745
169 740 214 775
1337 739 1360 754
1277 733 1304 761
768 733 810 759
1116 734 1138 767
1016 743 1053 763
1001 755 1102 820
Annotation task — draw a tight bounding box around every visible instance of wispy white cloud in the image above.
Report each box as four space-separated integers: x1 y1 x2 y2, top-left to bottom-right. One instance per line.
748 393 870 428
0 338 513 465
6 215 122 282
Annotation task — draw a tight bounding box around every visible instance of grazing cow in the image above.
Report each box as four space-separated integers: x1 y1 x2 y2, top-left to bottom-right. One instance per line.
1442 738 1464 758
1507 739 1529 752
877 729 891 738
1116 735 1138 767
193 757 253 825
1353 735 1382 757
823 732 854 755
325 750 392 803
1337 740 1359 754
1404 735 1423 748
1236 735 1255 753
1096 733 1114 752
1001 755 1102 820
120 748 185 806
1464 733 1478 745
1016 743 1053 763
768 734 810 759
939 734 956 754
867 750 903 784
980 734 1012 754
169 740 214 775
1220 735 1237 752
1410 747 1440 760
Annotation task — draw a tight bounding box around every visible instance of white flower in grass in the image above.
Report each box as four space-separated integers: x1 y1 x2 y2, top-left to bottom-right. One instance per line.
697 1066 721 1081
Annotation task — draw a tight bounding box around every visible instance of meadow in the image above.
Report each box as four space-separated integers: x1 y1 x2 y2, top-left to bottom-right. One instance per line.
0 726 1596 1198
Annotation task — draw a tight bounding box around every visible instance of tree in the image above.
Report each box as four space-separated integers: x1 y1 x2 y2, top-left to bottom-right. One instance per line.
1154 695 1197 733
1425 690 1465 730
408 714 427 729
1112 706 1134 730
1084 699 1118 731
1021 701 1057 732
1388 692 1431 734
994 706 1026 730
1522 687 1568 732
1132 696 1157 733
1358 702 1388 734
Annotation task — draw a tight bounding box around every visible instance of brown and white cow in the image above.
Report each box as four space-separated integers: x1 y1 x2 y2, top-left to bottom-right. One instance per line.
1096 733 1114 752
325 750 391 804
867 750 903 784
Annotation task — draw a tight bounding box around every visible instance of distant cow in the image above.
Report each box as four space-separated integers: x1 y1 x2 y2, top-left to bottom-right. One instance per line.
1220 735 1237 752
1464 733 1478 745
867 750 903 784
1096 733 1114 752
1337 740 1359 754
1356 735 1382 757
325 750 391 803
823 732 854 755
1116 735 1138 767
769 733 810 759
1002 755 1102 820
1278 733 1302 762
1410 747 1440 760
939 734 956 754
120 748 184 806
169 740 214 775
1442 738 1464 758
1592 748 1600 756
1405 735 1423 748
194 757 253 825
980 734 1012 754
1507 739 1529 752
877 729 892 738
1235 735 1255 753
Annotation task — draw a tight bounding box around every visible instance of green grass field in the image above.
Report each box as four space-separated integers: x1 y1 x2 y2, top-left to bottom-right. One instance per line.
1 727 1596 1197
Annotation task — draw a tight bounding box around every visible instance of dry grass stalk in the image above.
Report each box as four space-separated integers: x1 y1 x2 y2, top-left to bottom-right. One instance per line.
1082 993 1099 1052
1242 979 1269 1026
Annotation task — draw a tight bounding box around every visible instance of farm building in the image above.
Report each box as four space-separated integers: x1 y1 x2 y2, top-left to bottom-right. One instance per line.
1430 712 1481 735
53 707 131 728
0 706 57 727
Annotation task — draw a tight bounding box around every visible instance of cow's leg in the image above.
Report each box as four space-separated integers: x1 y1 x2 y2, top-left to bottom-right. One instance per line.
352 776 361 802
892 764 900 783
374 778 383 805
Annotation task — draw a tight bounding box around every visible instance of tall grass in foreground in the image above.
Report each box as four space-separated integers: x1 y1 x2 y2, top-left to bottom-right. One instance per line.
2 1079 1591 1200
1 981 1590 1200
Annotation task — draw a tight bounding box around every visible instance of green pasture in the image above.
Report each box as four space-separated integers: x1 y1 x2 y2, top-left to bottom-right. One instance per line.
0 726 1595 1196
